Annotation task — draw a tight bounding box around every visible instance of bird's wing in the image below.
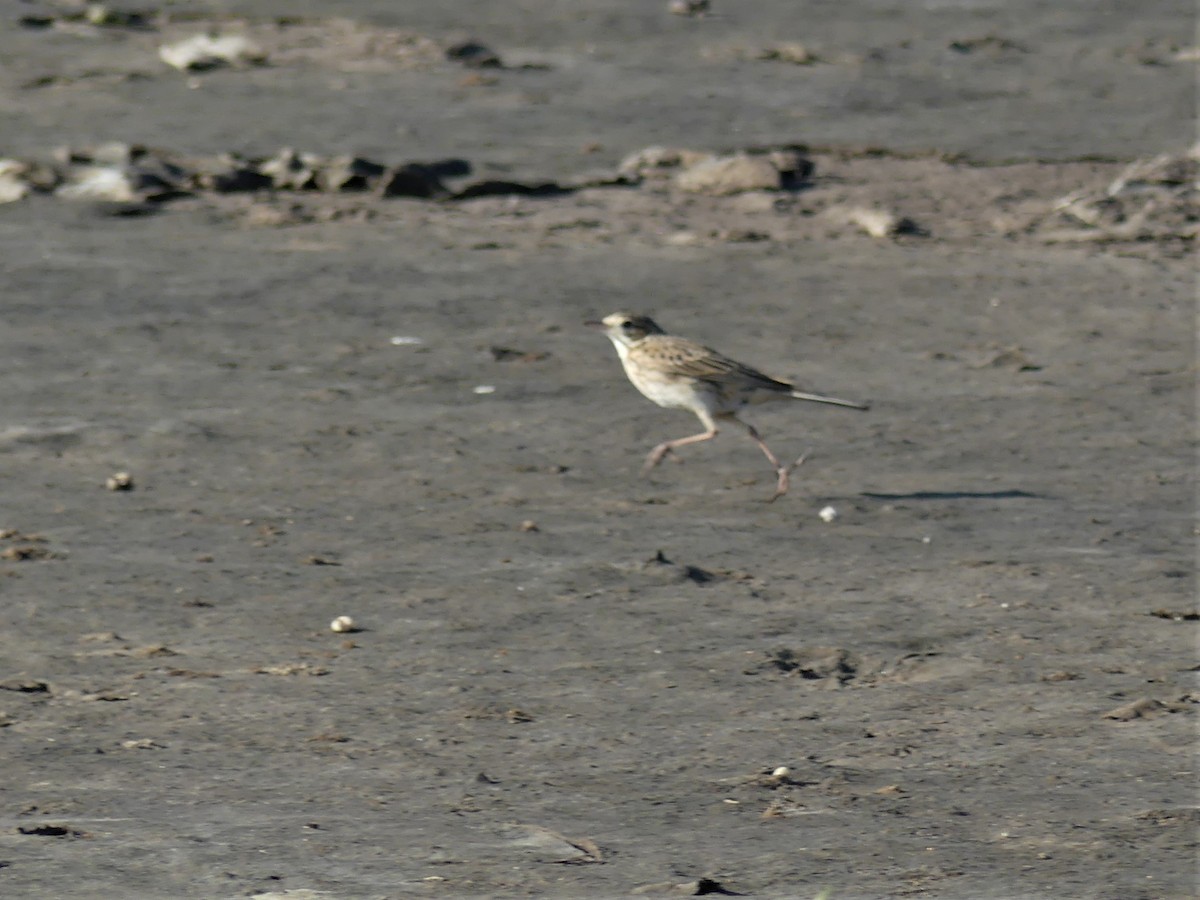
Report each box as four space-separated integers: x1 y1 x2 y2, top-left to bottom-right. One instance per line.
642 336 793 391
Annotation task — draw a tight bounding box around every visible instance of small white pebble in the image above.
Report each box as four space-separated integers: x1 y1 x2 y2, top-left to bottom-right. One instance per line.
473 385 496 394
921 535 932 544
818 505 838 523
389 335 423 346
772 766 790 778
330 615 356 633
106 471 134 491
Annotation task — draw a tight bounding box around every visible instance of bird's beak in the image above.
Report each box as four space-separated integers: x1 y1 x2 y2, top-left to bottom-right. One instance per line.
584 319 604 329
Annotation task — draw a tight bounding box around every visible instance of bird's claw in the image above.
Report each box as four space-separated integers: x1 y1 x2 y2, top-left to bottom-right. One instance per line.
642 445 671 475
643 440 690 474
765 451 810 502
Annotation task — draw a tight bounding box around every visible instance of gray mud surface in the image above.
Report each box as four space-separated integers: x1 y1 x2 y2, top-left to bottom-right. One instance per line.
0 2 1195 898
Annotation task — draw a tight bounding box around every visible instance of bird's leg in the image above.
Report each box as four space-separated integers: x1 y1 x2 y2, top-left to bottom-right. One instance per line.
642 427 719 474
736 420 793 501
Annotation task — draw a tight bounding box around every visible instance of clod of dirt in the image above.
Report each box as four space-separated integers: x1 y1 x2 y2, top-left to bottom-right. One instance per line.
444 40 502 69
51 144 189 203
755 646 858 684
761 797 809 819
82 5 153 29
1102 697 1166 720
617 146 712 179
20 4 151 30
0 680 49 693
489 346 550 363
0 545 57 561
16 825 88 838
755 42 820 65
306 732 350 744
644 549 717 584
947 36 1028 56
316 156 387 192
1136 807 1200 826
7 160 57 194
874 652 983 684
713 228 771 242
829 205 923 238
972 345 1042 371
663 230 700 246
159 33 267 71
453 178 570 199
120 738 166 750
676 154 782 195
55 167 140 202
1030 149 1199 244
499 823 604 863
379 164 450 199
240 202 310 228
199 161 273 193
633 877 740 895
1149 609 1200 621
78 632 123 643
54 142 136 168
165 668 222 679
127 645 178 659
668 0 710 16
0 161 34 203
259 148 322 190
56 162 184 203
750 765 813 788
459 704 534 723
254 663 330 676
0 530 47 542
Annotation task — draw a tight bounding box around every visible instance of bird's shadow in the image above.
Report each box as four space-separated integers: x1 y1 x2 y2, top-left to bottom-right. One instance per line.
860 490 1043 501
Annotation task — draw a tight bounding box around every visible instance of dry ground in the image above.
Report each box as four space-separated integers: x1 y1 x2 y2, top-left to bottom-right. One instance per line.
0 2 1195 898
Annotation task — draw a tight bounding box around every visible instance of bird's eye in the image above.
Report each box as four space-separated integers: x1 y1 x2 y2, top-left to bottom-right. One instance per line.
621 320 634 329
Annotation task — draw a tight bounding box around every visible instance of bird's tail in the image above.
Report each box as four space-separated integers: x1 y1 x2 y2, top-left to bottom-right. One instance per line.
789 389 869 411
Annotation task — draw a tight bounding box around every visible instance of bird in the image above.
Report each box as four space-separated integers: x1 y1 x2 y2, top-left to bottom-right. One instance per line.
587 311 867 500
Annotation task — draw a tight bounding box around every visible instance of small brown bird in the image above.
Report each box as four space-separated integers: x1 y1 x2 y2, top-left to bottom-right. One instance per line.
588 311 867 500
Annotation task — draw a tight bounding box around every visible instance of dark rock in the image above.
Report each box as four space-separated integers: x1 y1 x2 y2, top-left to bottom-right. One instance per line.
445 40 503 68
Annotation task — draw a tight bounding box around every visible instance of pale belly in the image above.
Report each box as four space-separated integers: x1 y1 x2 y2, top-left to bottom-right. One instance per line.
623 363 733 414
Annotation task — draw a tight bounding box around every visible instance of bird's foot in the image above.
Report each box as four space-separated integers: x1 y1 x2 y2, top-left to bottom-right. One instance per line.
642 443 673 475
765 450 810 502
767 468 790 502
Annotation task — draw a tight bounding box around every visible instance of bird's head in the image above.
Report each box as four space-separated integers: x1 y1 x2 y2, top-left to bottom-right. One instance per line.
585 311 665 346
